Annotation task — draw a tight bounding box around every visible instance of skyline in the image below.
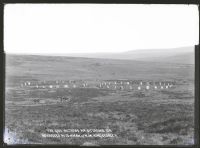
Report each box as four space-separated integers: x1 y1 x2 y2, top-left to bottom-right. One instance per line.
5 46 194 57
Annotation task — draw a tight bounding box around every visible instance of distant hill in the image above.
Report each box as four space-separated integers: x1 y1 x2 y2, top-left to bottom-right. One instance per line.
64 46 194 64
6 54 194 84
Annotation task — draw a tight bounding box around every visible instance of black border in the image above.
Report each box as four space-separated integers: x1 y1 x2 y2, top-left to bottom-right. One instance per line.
1 0 199 4
194 45 199 148
0 2 5 148
0 1 199 148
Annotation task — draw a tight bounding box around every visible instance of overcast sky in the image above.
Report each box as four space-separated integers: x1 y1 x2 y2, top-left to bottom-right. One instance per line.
4 4 199 54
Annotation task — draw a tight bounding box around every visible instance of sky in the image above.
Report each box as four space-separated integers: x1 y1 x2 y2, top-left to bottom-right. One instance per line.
4 4 199 54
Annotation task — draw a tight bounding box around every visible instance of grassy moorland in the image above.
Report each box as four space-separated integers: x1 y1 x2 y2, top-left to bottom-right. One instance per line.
5 54 194 145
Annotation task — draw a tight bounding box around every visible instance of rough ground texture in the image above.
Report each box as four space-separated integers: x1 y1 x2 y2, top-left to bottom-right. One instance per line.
5 55 194 145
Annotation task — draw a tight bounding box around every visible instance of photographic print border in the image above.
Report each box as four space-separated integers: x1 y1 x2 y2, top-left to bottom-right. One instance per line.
0 1 199 148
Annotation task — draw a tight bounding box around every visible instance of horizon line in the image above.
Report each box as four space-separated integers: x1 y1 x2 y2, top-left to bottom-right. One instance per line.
4 46 194 56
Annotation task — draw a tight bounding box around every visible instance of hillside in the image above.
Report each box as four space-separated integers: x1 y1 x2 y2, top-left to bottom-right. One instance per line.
5 53 195 145
64 46 194 64
5 54 194 85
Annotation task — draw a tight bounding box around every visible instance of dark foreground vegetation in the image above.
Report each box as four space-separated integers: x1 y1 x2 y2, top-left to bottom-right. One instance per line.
5 55 194 145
